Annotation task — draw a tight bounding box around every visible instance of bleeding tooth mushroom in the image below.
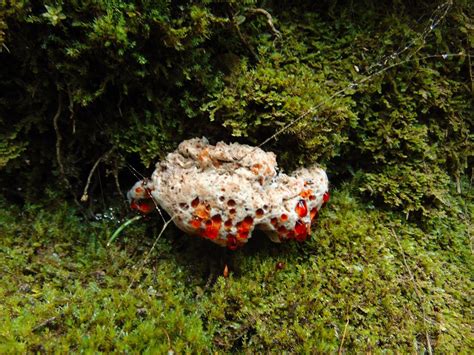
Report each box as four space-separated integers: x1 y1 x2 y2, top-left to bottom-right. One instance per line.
127 137 329 249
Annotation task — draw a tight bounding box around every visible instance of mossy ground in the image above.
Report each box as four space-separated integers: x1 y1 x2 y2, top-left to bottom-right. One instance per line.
1 183 472 353
1 0 472 352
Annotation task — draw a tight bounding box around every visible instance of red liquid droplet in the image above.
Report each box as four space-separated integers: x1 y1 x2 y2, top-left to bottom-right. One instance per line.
244 216 253 225
237 231 249 240
323 192 330 203
204 215 222 240
224 219 233 229
271 217 278 225
227 199 236 207
295 200 308 217
191 197 200 208
309 195 316 201
227 235 238 250
135 187 143 194
238 216 253 234
189 216 202 229
136 200 154 214
256 208 264 217
281 214 288 221
294 220 308 241
277 225 287 234
299 189 312 198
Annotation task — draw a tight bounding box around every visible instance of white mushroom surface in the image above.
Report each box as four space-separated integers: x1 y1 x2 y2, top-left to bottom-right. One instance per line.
127 137 329 249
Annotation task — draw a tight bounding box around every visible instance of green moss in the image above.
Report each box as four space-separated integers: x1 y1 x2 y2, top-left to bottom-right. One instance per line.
1 183 472 352
0 0 472 352
1 0 471 215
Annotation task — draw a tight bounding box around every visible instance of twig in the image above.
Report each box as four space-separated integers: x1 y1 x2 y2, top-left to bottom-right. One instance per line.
53 94 66 182
467 36 473 95
162 328 172 350
80 148 115 202
67 85 75 134
112 164 128 208
116 214 177 310
32 314 63 332
391 228 433 355
338 317 350 354
233 15 258 61
248 8 282 39
236 52 466 161
53 93 87 215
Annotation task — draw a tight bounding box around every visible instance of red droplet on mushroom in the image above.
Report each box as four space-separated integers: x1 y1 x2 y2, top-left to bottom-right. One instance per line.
281 214 288 221
135 187 143 194
189 216 202 229
277 225 287 234
133 200 154 214
295 200 308 217
227 235 238 250
204 214 222 240
299 189 312 198
237 216 253 234
309 195 316 201
243 216 253 226
191 197 200 208
212 214 222 223
271 217 278 225
256 208 264 217
227 199 236 207
323 191 330 203
237 231 249 240
294 220 308 241
224 219 233 229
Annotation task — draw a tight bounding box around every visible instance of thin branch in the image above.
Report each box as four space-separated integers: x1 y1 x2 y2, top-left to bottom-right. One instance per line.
232 15 258 61
467 36 473 95
248 8 282 39
32 313 63 332
113 164 128 208
53 94 65 181
391 229 433 355
53 93 86 215
338 317 350 354
236 52 466 161
116 214 177 310
67 85 76 134
81 147 115 202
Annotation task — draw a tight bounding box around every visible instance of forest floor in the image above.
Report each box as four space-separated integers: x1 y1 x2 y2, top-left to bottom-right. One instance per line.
1 183 472 352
